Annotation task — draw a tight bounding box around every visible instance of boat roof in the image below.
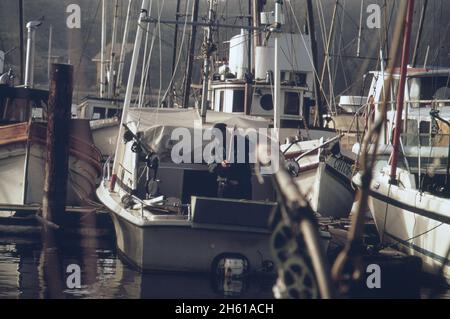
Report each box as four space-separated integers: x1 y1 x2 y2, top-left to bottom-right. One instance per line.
370 66 450 78
0 84 48 100
125 108 270 162
127 108 269 131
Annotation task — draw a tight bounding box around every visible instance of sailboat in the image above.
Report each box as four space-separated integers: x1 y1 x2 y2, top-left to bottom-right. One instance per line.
354 0 450 281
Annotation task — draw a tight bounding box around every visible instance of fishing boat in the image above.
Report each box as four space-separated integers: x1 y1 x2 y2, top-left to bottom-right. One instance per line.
281 134 355 219
97 0 333 274
353 0 450 281
0 87 101 207
0 20 101 208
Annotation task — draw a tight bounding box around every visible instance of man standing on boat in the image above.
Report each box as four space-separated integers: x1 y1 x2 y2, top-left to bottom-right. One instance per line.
208 123 253 200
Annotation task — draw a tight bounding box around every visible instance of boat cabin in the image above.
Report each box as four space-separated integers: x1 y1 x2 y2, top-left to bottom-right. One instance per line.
0 84 48 125
77 96 123 120
210 31 315 128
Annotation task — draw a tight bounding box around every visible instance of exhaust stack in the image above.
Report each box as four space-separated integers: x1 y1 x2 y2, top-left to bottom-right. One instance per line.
24 19 43 88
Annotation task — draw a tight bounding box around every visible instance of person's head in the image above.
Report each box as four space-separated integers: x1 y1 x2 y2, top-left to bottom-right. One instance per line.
212 123 228 156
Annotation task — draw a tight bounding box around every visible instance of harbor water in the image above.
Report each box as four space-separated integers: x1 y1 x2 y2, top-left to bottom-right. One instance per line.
1 232 449 299
0 235 275 299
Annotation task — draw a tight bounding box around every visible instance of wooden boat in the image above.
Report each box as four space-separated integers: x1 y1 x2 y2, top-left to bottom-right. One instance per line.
0 85 102 207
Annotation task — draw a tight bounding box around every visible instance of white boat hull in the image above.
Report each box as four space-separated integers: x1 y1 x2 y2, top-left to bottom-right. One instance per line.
90 118 119 159
294 160 354 218
368 168 450 281
97 183 274 273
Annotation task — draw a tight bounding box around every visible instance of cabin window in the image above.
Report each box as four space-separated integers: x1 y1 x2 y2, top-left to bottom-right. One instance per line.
284 92 300 115
293 72 307 86
93 107 106 119
408 76 450 106
232 90 245 112
107 108 119 118
219 90 224 112
260 94 273 111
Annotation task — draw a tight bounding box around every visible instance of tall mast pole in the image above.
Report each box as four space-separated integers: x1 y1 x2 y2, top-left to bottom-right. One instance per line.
171 0 182 77
100 0 107 98
200 0 215 120
170 0 182 107
252 0 261 73
390 0 415 184
18 0 25 84
47 25 53 83
108 0 120 98
306 0 323 128
183 0 200 108
356 0 364 58
111 0 150 184
247 0 252 74
273 0 283 136
244 0 253 115
412 0 428 67
116 0 133 97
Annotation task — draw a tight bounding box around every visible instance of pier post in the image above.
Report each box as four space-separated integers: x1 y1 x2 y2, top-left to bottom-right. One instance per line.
42 63 74 225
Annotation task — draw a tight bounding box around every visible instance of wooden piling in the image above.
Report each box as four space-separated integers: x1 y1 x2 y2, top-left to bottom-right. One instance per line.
42 63 74 225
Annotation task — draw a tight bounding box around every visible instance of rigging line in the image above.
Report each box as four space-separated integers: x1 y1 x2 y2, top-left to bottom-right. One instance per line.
137 0 153 109
286 0 331 109
316 0 328 51
142 0 163 107
74 0 101 102
157 0 164 107
160 0 190 104
335 3 349 91
140 0 165 109
319 0 339 114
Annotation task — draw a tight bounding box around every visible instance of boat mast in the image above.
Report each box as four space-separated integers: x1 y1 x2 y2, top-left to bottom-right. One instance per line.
247 0 252 73
182 0 200 108
356 0 364 58
100 0 107 98
171 0 182 84
244 0 254 115
251 0 261 73
47 25 53 83
19 0 25 84
200 0 216 120
412 0 428 67
111 0 150 184
273 0 283 136
116 0 133 98
390 0 415 184
306 0 323 128
108 0 120 98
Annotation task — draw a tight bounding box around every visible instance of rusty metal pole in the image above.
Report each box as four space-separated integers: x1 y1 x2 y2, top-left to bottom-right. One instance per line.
390 0 415 184
42 64 74 225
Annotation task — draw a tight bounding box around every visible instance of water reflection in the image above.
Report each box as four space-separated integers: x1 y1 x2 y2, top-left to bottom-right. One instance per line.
0 238 274 299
